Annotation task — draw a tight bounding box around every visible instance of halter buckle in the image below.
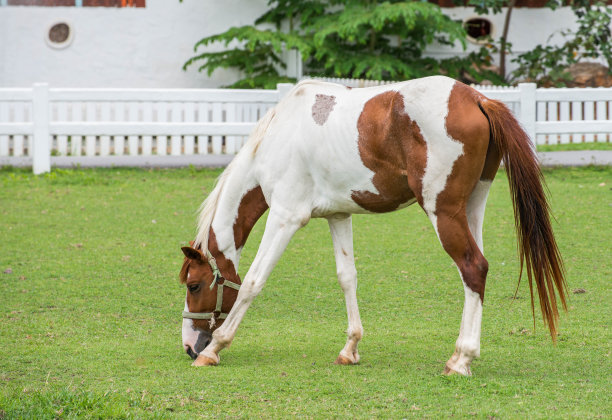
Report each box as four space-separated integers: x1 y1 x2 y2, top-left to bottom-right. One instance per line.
209 272 225 290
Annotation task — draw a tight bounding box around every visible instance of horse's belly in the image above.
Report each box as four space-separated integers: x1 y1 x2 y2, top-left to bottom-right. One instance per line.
309 166 418 217
311 196 418 217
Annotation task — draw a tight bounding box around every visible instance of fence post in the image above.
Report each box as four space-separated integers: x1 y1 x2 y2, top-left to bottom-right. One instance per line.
282 48 303 80
32 83 50 174
518 83 537 151
276 83 294 101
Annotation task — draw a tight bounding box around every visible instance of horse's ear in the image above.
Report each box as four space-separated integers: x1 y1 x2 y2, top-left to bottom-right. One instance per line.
181 246 202 261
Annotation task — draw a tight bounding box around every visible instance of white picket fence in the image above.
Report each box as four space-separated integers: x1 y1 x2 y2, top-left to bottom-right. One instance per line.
474 83 611 146
0 83 293 174
0 81 610 174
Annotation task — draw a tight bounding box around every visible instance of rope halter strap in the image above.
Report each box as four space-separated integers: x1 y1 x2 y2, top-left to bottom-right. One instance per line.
182 250 241 327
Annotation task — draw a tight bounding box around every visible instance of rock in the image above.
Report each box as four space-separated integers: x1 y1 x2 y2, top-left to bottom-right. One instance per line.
566 62 612 87
461 63 500 86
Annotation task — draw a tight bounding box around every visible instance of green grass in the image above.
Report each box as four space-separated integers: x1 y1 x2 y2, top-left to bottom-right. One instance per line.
537 141 612 152
1 166 610 419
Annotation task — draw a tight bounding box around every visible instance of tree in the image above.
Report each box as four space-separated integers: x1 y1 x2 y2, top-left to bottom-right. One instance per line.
183 0 504 88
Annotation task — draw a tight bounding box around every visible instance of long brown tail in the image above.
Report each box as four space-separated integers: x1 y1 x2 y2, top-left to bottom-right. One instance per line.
479 98 568 341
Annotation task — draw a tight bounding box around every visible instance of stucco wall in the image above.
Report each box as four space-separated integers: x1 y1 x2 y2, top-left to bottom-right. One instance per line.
0 0 268 88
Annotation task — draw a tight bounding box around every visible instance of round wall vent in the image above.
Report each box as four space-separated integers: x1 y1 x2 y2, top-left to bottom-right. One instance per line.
464 18 493 44
46 21 74 49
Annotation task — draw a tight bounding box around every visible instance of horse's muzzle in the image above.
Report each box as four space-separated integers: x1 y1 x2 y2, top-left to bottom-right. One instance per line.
185 330 212 360
186 346 198 360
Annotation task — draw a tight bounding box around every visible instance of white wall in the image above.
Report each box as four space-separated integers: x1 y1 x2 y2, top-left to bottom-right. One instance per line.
0 2 590 88
0 0 268 88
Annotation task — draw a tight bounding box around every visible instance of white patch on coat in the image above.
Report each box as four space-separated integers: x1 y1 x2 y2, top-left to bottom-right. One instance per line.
399 77 464 230
447 278 484 375
467 180 492 252
182 299 199 353
458 280 483 357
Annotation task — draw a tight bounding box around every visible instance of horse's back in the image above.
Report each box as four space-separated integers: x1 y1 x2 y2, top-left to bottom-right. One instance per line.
253 76 490 216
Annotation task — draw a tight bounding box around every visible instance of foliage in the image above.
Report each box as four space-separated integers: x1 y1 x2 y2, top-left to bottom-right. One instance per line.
183 0 505 88
1 166 611 417
452 0 612 85
182 26 310 89
510 0 612 86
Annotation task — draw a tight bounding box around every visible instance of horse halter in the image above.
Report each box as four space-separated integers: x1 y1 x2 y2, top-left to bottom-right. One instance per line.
182 250 241 327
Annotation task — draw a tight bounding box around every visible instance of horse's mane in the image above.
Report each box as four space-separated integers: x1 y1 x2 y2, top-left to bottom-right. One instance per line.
193 107 276 251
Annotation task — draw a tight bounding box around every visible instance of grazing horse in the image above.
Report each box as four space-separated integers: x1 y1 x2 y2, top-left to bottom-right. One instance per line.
179 76 567 375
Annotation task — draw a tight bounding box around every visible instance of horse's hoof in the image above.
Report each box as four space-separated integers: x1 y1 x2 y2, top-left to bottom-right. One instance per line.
192 354 218 367
443 364 459 375
443 363 470 376
334 354 358 365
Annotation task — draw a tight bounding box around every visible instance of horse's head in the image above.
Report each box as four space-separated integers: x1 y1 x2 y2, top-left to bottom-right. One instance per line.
179 245 241 360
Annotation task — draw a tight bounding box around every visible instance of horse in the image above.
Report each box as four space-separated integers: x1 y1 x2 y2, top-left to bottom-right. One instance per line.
178 76 567 375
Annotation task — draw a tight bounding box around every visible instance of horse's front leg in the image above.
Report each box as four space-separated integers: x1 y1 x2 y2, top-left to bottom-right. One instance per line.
327 214 363 365
193 208 309 366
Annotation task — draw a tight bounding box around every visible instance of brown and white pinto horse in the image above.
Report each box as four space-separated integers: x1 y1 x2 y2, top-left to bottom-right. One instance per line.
179 76 567 375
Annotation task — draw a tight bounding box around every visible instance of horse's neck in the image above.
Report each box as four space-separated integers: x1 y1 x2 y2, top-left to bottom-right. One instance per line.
207 161 268 274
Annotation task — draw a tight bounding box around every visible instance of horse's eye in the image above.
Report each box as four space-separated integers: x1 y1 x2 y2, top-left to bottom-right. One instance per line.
187 284 201 293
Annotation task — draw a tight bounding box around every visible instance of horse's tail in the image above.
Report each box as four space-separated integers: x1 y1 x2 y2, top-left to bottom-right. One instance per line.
478 98 568 341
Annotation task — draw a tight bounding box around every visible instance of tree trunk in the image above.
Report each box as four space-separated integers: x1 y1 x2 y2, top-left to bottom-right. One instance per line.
500 0 517 80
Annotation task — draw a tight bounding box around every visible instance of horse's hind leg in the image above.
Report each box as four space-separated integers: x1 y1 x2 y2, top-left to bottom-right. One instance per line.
448 180 492 375
431 181 492 376
327 214 363 365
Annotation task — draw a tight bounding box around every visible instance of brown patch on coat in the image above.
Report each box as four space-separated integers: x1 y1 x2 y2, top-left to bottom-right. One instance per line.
477 101 503 181
312 94 337 125
351 91 427 213
480 136 502 181
434 82 492 300
233 186 269 249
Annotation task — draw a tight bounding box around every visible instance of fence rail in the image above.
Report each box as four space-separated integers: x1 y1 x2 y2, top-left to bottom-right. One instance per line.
0 82 610 173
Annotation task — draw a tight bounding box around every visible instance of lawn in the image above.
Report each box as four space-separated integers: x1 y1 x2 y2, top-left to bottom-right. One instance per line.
0 165 610 419
536 141 612 152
